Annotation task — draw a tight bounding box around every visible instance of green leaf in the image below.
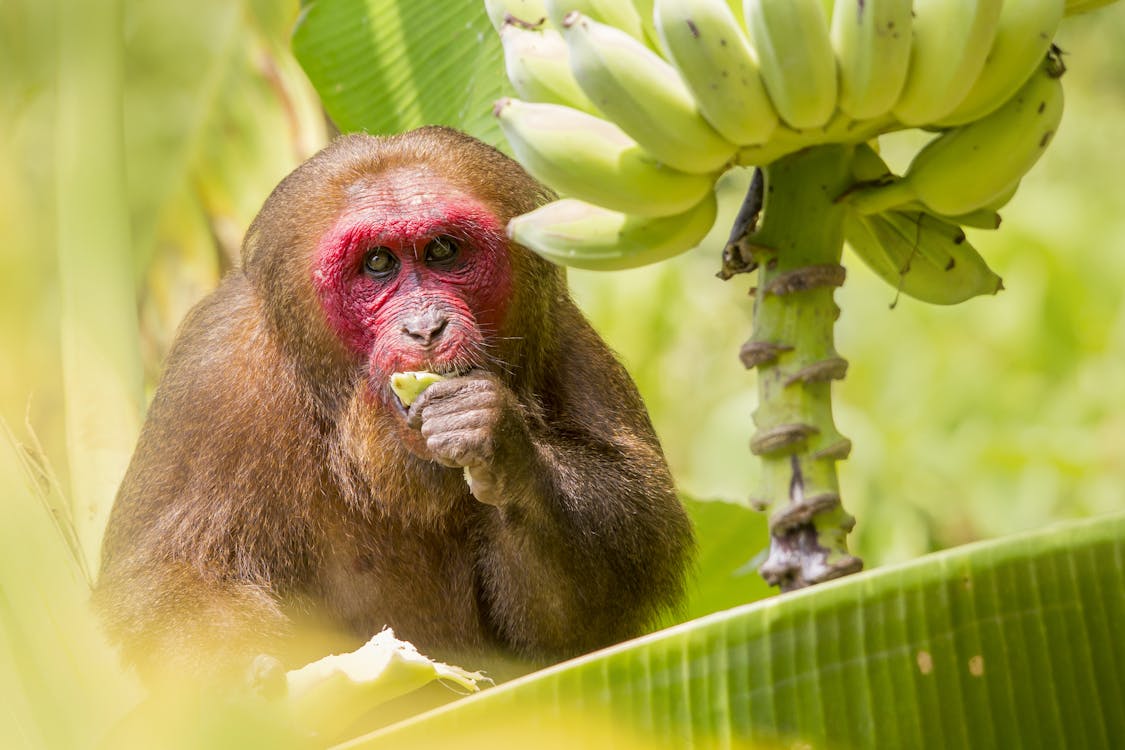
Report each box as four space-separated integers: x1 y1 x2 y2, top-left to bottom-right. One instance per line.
293 0 506 145
340 512 1125 748
56 0 145 569
678 497 774 621
124 0 241 263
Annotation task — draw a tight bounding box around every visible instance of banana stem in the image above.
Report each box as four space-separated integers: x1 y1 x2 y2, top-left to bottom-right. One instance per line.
736 144 863 592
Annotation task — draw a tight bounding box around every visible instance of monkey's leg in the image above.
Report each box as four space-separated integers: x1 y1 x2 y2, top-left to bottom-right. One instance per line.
95 560 292 690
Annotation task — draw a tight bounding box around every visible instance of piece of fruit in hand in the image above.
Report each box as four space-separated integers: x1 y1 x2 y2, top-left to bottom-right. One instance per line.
390 371 446 407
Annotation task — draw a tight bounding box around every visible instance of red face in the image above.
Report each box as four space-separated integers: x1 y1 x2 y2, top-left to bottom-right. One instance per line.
312 170 513 398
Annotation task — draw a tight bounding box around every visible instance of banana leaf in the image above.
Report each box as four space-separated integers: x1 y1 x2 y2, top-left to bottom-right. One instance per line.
339 510 1125 748
293 0 506 145
677 497 775 621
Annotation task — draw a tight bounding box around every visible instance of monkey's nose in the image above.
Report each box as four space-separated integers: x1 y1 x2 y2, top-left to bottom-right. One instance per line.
401 311 449 346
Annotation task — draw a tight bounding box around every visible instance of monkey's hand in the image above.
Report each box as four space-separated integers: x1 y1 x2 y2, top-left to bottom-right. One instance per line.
406 372 536 506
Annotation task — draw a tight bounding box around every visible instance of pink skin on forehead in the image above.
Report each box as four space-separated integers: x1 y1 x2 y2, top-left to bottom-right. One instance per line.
312 173 513 385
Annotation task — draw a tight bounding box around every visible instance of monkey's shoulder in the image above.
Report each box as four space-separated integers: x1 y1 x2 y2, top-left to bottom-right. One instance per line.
124 272 323 497
160 273 273 374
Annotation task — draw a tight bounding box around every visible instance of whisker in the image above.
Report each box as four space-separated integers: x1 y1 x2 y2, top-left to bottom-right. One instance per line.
465 338 515 378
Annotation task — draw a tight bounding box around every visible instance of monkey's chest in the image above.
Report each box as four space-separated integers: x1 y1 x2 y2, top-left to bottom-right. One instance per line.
314 522 488 656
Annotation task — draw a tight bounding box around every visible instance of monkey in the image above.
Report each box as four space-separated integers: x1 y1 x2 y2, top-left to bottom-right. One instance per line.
93 127 694 689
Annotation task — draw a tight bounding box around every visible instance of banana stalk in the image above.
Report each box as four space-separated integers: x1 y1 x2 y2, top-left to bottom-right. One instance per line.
733 145 863 591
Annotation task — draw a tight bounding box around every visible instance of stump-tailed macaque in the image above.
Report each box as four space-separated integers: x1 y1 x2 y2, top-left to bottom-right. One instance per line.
95 127 693 686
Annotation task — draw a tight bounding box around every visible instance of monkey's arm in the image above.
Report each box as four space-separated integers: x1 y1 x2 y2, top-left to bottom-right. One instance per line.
94 275 321 685
410 302 693 659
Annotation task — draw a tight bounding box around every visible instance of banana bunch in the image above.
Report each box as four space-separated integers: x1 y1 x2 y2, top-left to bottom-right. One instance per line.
483 0 1084 275
849 50 1066 217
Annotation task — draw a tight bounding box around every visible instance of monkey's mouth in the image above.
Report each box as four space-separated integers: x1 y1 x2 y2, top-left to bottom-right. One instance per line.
428 365 469 377
411 364 470 381
384 366 469 415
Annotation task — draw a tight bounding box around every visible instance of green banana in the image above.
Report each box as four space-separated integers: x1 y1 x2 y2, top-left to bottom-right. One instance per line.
734 134 808 167
741 0 838 130
987 180 1020 210
485 0 549 31
1065 0 1122 14
654 0 779 146
629 0 663 47
561 12 737 174
390 371 446 406
851 52 1065 217
891 0 1003 126
896 202 1002 229
936 0 1065 126
845 210 1003 305
830 0 913 120
507 192 719 270
499 23 599 113
494 98 717 217
546 0 648 41
848 144 1001 229
946 209 1002 231
849 141 894 182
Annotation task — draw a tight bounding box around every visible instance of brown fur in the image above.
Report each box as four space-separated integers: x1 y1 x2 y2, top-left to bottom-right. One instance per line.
94 128 693 686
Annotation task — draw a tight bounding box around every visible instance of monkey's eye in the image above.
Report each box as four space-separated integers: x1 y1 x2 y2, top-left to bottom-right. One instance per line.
424 236 460 265
363 247 398 278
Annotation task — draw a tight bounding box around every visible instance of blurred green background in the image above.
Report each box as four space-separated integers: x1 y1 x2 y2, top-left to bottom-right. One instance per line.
2 0 1123 576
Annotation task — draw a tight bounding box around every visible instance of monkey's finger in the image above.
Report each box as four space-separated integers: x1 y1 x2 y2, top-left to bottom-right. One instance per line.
409 382 503 427
406 401 425 430
406 380 460 427
422 376 501 403
405 384 467 429
426 428 492 468
419 408 495 438
428 385 498 408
